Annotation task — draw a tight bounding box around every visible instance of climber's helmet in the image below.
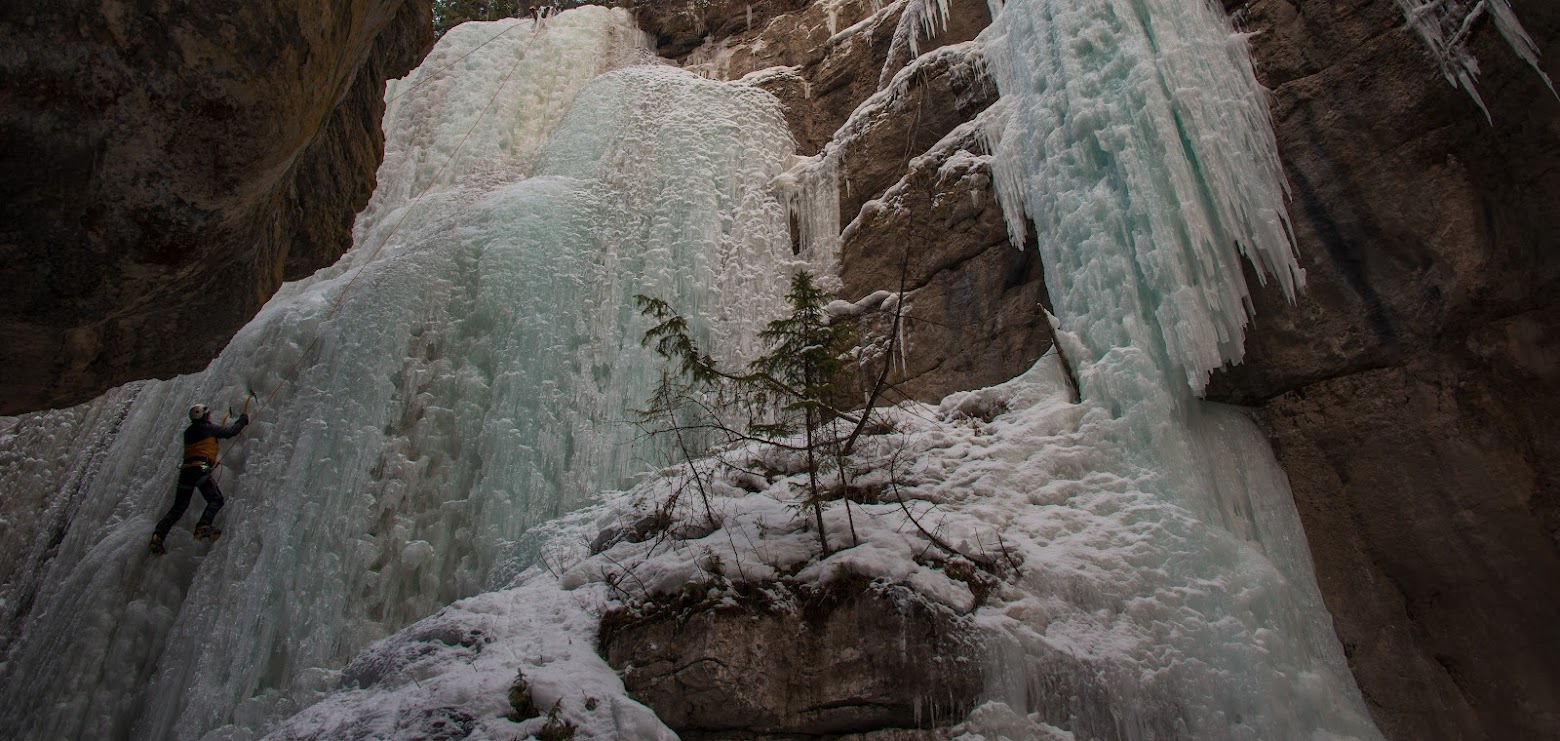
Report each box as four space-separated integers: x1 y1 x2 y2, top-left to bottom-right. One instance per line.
189 404 210 422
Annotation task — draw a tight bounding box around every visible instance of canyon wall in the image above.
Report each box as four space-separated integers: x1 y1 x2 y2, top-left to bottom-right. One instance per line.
637 0 1054 403
1207 1 1560 739
0 0 433 415
2 0 1553 737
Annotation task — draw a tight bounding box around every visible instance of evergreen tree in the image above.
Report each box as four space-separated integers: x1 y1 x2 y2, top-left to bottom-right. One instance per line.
635 270 858 555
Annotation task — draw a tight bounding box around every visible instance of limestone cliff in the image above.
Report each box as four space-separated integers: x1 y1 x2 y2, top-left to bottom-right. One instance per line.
6 0 1554 737
0 0 433 415
1207 2 1560 739
639 0 1054 405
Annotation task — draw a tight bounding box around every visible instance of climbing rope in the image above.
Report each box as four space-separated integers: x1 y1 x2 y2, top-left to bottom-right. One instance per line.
384 18 529 106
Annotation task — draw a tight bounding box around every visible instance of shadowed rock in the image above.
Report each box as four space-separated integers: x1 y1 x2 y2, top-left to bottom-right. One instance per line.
839 121 1050 403
601 580 982 738
0 0 433 414
1207 2 1560 739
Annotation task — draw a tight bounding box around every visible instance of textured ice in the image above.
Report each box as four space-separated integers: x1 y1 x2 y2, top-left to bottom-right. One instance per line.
982 0 1300 394
487 354 1382 740
0 9 804 740
968 0 1382 737
258 578 676 741
0 2 1390 740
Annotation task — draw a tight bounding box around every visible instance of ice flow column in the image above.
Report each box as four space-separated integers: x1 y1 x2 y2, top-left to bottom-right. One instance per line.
976 0 1383 738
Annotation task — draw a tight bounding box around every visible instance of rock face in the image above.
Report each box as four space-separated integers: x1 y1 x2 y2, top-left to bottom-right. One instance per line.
1208 2 1560 739
839 120 1050 402
640 0 1049 404
0 0 433 415
13 0 1550 737
600 581 982 739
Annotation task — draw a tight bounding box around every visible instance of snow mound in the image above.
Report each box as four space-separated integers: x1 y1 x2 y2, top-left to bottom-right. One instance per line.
260 579 673 741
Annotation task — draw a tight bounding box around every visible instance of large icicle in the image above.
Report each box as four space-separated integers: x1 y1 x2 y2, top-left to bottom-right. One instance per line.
1392 0 1556 119
983 0 1300 394
0 8 800 740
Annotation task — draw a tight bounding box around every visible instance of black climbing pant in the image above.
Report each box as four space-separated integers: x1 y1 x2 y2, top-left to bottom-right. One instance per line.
154 466 224 538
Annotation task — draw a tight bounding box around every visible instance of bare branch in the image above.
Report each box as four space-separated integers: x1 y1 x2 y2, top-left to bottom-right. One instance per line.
886 449 997 572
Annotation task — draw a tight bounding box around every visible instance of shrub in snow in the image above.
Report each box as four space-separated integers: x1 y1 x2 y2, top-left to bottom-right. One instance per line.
537 700 579 740
507 669 538 721
635 269 877 556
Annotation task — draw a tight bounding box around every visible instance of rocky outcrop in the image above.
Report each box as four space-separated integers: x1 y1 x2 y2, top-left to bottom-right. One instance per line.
829 43 996 229
639 0 1046 404
634 3 1560 737
654 0 992 156
0 0 433 415
1207 2 1560 739
637 0 814 62
600 580 982 739
839 121 1050 402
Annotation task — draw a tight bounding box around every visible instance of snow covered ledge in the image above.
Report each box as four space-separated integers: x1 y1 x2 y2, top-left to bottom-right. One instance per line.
259 579 677 741
260 346 1374 740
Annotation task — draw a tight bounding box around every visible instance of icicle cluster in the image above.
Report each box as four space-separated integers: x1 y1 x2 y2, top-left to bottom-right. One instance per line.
892 0 954 59
982 0 1301 394
971 0 1384 737
1393 0 1556 120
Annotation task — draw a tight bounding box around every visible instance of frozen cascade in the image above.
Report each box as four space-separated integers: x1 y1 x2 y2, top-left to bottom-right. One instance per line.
970 0 1382 738
983 0 1300 395
0 8 802 740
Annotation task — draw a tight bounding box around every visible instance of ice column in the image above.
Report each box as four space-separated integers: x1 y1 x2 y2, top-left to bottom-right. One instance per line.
0 8 798 741
984 0 1299 394
975 0 1381 738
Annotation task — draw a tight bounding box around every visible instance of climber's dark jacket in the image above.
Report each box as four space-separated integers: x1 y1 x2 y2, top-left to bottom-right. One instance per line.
182 416 248 468
156 414 249 539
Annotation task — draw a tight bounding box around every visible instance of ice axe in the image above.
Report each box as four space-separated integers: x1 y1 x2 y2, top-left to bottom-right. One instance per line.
222 390 257 425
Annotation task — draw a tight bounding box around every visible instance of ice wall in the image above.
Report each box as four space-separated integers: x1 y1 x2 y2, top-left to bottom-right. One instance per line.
0 9 800 740
974 0 1381 737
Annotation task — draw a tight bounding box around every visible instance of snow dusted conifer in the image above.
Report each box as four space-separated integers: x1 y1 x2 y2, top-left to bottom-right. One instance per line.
635 270 859 555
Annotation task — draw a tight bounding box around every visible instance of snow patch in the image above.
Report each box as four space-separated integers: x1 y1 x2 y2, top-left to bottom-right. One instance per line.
259 578 676 741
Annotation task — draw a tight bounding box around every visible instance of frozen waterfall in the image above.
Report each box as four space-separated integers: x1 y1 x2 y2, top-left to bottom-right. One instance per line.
0 1 1391 740
966 0 1380 738
0 9 804 740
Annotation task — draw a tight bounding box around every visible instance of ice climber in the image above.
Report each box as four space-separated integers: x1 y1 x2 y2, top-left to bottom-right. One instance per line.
148 403 249 555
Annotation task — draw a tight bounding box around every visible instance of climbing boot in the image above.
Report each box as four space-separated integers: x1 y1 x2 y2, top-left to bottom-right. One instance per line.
192 524 221 542
148 533 166 556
